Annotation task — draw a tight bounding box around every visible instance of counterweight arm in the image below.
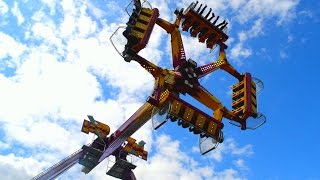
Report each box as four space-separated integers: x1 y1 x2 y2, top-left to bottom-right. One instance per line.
98 90 171 162
196 44 242 81
132 54 162 78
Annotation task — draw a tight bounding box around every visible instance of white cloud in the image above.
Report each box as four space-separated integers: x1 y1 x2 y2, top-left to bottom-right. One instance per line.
230 43 252 62
139 23 166 64
0 1 156 178
236 0 299 24
233 159 248 170
134 135 244 180
0 153 44 179
31 22 64 49
60 0 77 15
0 141 10 150
248 18 264 37
230 18 264 62
77 12 98 38
11 2 25 25
87 2 106 19
229 0 246 10
40 0 57 15
0 32 27 69
280 50 288 59
0 0 8 15
4 120 84 153
149 0 172 21
0 54 102 120
0 32 26 59
59 14 77 37
209 138 253 162
30 9 47 22
105 0 121 14
297 9 314 24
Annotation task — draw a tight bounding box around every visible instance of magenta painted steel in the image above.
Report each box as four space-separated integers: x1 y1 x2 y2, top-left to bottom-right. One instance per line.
140 8 159 49
98 102 153 162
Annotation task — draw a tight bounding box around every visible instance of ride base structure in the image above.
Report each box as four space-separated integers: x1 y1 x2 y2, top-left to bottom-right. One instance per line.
32 1 266 179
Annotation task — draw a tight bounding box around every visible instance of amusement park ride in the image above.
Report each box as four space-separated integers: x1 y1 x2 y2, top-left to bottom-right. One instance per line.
32 0 266 179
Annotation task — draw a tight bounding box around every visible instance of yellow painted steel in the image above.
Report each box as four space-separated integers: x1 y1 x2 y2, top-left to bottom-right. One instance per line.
123 144 132 153
126 137 136 145
213 108 224 122
207 121 218 137
81 119 110 137
141 8 153 15
131 30 144 39
155 17 184 67
232 96 245 109
231 73 259 119
164 70 175 85
142 151 148 160
195 114 206 129
122 137 149 160
128 8 159 53
170 100 182 116
191 86 223 111
183 107 194 122
232 81 244 93
135 22 148 30
232 88 245 100
232 106 245 116
138 15 151 23
168 96 223 136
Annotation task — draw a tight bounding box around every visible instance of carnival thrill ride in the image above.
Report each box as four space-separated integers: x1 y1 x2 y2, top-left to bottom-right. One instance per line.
32 1 265 179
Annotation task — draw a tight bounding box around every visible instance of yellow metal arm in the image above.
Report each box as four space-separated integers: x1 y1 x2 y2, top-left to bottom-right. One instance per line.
218 44 242 81
188 85 225 122
196 44 242 81
196 45 227 78
156 18 175 33
148 68 176 106
189 85 241 122
190 85 223 111
132 54 162 78
156 17 187 68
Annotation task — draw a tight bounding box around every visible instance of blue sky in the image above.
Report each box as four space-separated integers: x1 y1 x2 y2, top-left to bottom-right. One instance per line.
0 0 319 179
